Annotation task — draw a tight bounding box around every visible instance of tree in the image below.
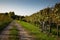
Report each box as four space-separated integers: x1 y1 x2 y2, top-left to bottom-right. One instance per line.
9 11 15 19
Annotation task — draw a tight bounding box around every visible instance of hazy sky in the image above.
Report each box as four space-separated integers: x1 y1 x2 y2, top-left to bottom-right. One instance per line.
0 0 60 16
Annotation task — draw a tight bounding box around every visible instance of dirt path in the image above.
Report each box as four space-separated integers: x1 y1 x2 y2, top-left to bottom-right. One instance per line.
0 21 15 40
15 21 33 40
0 21 33 40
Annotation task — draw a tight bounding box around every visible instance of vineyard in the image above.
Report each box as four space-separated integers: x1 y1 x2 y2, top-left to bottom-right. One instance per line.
0 3 60 40
23 3 60 39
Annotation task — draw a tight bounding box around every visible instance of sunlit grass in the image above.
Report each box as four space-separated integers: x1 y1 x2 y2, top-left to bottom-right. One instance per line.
18 20 56 40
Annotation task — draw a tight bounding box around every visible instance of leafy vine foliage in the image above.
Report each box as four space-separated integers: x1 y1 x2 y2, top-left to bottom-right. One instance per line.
23 3 60 36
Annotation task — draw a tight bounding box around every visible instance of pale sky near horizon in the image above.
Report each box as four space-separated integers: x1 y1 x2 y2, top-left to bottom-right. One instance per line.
0 0 60 16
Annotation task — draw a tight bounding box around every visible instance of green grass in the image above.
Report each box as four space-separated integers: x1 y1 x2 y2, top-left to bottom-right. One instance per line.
17 20 56 40
9 26 19 40
0 21 11 32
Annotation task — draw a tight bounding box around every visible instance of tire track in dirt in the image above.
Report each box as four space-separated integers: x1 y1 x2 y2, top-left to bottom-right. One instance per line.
15 21 33 40
0 21 33 40
0 21 15 40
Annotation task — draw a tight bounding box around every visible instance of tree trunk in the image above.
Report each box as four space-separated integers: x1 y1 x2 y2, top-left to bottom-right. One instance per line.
57 24 58 40
42 22 44 32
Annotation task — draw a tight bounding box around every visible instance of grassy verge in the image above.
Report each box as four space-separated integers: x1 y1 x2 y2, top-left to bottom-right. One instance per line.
18 20 56 40
0 21 11 32
9 26 19 40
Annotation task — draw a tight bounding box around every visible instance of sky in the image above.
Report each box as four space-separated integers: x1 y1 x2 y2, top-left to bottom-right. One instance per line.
0 0 60 16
